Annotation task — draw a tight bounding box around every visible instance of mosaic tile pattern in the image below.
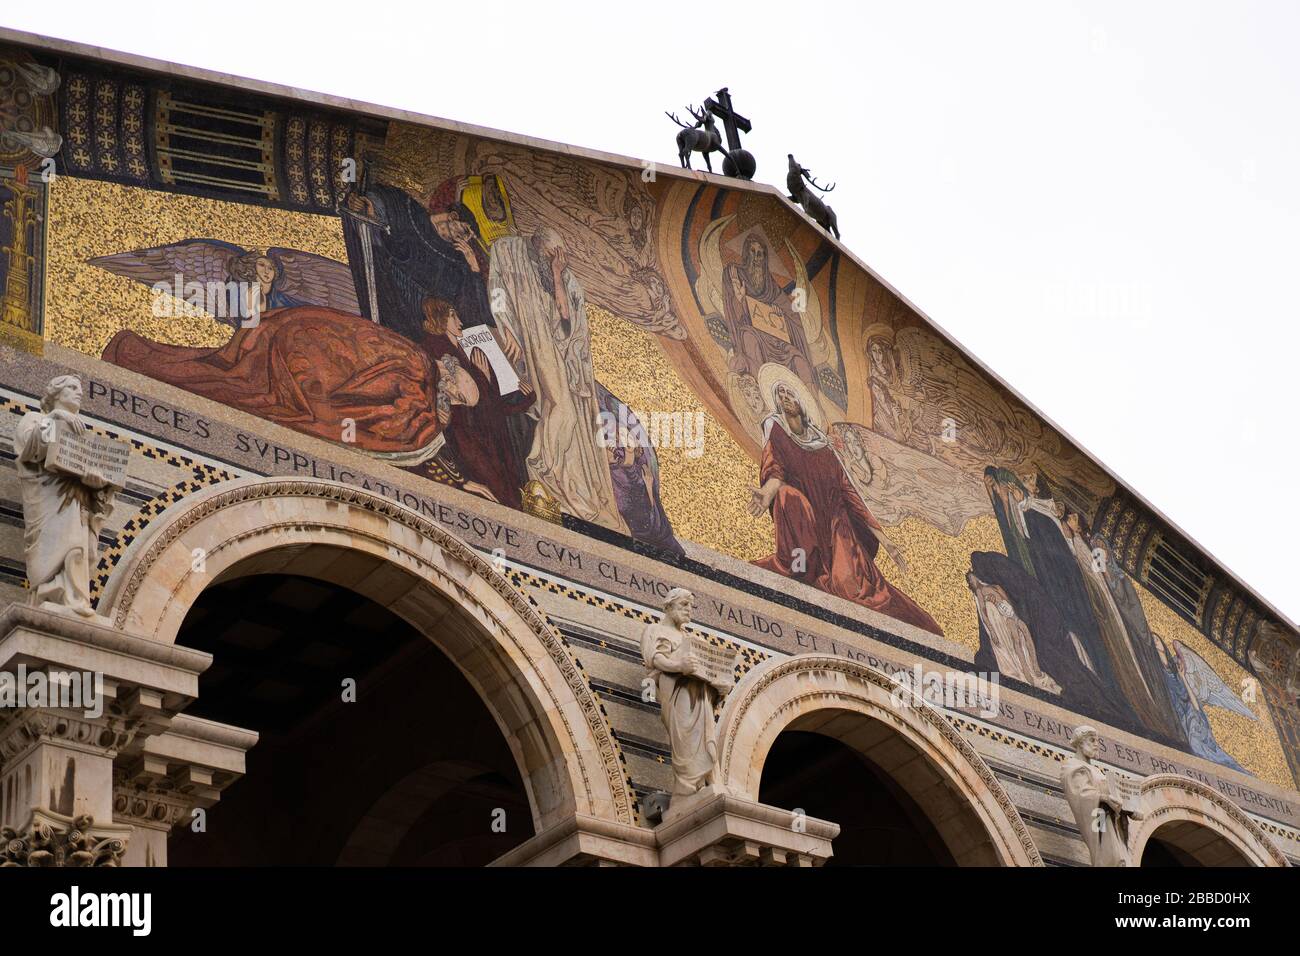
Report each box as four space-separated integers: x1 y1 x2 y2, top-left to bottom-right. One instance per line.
45 177 346 356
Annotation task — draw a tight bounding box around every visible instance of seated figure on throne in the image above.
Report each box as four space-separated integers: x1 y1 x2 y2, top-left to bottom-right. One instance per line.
722 236 819 401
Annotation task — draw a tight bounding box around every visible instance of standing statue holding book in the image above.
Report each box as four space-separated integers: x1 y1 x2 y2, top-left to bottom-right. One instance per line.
16 376 128 617
1061 725 1144 866
641 588 737 798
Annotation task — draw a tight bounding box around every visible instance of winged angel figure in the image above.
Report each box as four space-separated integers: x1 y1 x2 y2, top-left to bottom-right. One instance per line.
1162 637 1258 773
89 239 360 326
831 421 989 537
95 239 445 465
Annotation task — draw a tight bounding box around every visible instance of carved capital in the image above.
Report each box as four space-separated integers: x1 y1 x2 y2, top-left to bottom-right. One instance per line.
0 809 129 867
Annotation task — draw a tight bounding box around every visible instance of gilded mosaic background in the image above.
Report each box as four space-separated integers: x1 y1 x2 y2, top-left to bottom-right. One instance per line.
4 40 1295 787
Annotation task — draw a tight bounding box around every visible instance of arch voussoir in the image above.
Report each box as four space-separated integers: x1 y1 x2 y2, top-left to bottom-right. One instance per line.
97 476 634 833
715 653 1042 866
1130 774 1287 867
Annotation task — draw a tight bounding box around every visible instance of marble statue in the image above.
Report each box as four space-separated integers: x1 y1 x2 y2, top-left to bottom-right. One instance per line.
1061 725 1141 866
15 376 120 617
641 588 735 798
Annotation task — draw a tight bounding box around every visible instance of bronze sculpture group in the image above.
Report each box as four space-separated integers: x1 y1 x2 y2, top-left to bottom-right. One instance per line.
666 89 841 238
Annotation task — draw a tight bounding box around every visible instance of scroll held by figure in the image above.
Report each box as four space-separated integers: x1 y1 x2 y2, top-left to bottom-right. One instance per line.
15 377 126 617
641 589 736 800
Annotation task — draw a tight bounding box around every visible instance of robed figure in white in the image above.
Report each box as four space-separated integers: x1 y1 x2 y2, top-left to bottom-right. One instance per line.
641 589 730 796
488 228 624 531
15 377 116 616
1061 726 1139 866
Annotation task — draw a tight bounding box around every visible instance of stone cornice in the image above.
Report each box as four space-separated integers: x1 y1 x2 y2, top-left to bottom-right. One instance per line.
0 603 213 674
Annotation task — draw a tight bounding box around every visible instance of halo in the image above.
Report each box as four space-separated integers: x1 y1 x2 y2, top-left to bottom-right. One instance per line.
862 322 896 350
756 362 824 433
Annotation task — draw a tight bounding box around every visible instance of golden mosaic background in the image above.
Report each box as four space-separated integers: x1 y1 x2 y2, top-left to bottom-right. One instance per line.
46 178 346 354
1135 589 1289 788
40 174 1291 787
589 303 1001 650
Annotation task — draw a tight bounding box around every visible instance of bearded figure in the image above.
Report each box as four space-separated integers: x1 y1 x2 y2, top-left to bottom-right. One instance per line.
722 236 819 399
747 372 942 636
15 377 119 616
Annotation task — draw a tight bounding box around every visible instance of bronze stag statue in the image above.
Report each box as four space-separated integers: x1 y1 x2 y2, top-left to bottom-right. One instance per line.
786 154 840 239
667 105 724 173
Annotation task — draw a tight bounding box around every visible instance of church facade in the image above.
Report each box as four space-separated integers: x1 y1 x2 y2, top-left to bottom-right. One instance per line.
0 27 1295 867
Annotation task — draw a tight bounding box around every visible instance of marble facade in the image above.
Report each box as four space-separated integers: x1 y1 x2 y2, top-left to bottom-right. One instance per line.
0 26 1296 868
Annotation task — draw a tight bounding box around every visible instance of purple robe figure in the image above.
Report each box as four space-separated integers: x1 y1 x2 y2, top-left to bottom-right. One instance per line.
596 383 683 557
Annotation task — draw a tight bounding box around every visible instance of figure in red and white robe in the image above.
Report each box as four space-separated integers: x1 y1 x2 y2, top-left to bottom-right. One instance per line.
748 382 943 635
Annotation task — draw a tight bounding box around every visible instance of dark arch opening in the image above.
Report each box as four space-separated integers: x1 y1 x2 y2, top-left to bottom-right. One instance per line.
758 730 957 866
1139 820 1251 867
167 573 534 866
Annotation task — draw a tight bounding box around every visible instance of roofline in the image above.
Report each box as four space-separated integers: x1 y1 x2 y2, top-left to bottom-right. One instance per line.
4 25 1292 632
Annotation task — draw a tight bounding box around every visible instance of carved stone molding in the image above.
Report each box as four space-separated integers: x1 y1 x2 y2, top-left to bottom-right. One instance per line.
655 786 839 867
715 653 1043 866
0 707 140 765
96 477 634 828
0 810 129 867
1131 773 1289 867
490 814 659 867
112 776 194 831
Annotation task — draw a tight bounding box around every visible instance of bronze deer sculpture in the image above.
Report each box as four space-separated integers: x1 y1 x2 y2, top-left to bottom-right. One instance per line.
787 154 840 239
667 105 724 173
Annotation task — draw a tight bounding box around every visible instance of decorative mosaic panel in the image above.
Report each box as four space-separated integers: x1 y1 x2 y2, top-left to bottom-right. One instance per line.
3 36 1297 791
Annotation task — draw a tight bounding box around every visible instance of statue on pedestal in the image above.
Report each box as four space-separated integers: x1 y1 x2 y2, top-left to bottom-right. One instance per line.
641 588 736 797
1061 725 1142 866
15 376 124 617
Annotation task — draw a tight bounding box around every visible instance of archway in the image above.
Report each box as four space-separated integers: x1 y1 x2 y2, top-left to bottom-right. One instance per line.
167 572 534 865
716 654 1042 866
758 731 957 865
1129 775 1287 867
98 477 635 840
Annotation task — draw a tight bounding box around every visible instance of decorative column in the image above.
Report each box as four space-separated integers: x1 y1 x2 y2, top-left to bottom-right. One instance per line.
0 604 257 866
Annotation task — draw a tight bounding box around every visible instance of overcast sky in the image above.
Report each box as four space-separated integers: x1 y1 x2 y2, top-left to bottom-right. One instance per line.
5 1 1296 624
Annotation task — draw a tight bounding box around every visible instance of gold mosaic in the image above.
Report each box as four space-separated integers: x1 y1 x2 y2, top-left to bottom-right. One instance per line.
31 124 1294 791
588 303 772 561
1136 589 1290 789
45 177 346 355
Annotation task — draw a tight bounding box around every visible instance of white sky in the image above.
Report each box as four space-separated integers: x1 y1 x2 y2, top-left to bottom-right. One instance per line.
5 1 1296 624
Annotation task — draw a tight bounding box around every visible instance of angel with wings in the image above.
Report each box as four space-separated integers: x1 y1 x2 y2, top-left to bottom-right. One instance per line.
89 239 360 327
95 238 451 465
1157 635 1257 774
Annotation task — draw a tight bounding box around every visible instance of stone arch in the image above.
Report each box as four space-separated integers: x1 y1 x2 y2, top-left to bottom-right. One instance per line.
97 477 634 833
1128 774 1288 867
715 653 1042 866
